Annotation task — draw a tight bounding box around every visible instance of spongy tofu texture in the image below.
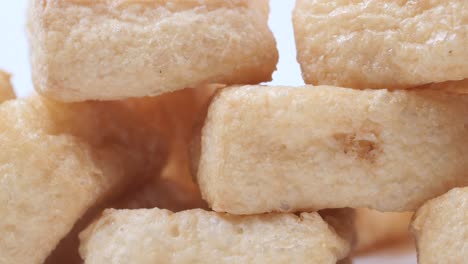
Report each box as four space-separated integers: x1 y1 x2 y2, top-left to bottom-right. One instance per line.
79 208 352 264
294 0 468 89
0 96 166 264
411 187 468 264
197 85 468 214
44 88 217 264
0 71 15 102
28 0 278 101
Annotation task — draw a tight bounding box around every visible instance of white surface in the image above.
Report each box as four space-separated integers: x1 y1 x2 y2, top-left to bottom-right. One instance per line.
0 0 30 97
0 1 417 263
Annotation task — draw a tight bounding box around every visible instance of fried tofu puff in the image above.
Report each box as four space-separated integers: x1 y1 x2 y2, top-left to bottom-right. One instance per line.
197 85 468 214
412 188 468 264
0 95 167 264
294 0 468 89
46 87 218 264
80 208 353 264
28 0 277 101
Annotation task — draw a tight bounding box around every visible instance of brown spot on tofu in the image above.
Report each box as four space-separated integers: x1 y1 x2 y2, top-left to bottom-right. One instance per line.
333 132 380 162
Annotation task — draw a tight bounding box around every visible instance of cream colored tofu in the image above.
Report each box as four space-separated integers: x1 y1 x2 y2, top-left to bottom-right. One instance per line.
197 85 468 214
293 0 468 89
411 187 468 264
0 96 166 264
80 208 352 264
0 70 15 102
27 0 278 102
44 87 216 264
355 209 412 252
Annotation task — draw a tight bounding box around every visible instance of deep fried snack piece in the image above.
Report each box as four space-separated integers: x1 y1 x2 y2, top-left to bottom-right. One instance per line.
0 96 166 264
45 87 217 264
28 0 278 101
293 0 468 89
197 85 468 214
80 208 352 263
0 70 15 102
411 187 468 264
355 209 412 252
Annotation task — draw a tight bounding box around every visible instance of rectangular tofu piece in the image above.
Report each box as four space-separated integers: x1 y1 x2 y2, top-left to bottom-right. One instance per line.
411 187 468 264
80 208 353 264
27 0 277 102
197 85 468 214
0 96 166 264
0 70 15 102
294 0 468 89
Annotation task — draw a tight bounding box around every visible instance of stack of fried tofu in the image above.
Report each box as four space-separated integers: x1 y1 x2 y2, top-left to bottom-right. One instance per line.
1 0 467 263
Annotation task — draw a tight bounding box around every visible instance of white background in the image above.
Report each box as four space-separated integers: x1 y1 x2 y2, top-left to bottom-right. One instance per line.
0 1 416 263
